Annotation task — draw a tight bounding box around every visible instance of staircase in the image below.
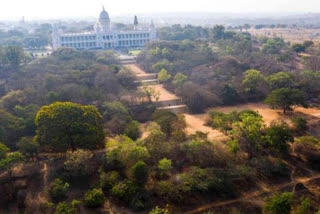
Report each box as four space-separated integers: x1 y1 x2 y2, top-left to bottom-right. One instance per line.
134 73 159 86
119 55 136 65
123 61 188 113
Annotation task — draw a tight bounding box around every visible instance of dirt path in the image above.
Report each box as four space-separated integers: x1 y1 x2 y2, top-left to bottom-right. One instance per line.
184 114 228 141
186 173 320 214
126 63 227 140
125 64 149 76
150 84 179 101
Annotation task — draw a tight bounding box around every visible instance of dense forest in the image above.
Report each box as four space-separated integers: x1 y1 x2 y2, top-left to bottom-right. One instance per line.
1 23 320 214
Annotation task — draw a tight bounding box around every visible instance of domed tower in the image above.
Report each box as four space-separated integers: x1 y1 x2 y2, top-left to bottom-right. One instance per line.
98 6 110 31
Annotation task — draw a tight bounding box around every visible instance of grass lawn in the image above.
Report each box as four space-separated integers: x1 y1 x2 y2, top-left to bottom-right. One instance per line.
129 50 142 56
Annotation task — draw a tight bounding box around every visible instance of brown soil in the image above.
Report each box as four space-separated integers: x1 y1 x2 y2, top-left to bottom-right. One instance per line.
150 84 179 101
184 114 228 141
211 103 294 125
125 64 149 76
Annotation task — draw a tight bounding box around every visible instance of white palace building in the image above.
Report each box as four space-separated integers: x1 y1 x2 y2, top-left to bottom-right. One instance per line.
52 7 157 50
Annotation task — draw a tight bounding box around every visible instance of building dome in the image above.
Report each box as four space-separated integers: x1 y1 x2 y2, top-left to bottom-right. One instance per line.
99 7 110 22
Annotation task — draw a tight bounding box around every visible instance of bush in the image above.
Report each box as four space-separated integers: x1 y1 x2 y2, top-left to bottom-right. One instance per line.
64 149 93 178
111 180 139 202
291 117 308 134
263 192 293 214
84 188 105 208
0 151 25 171
158 68 172 83
0 142 9 160
295 197 311 214
131 160 149 186
149 206 170 214
17 137 39 158
55 201 75 214
49 178 69 202
158 158 172 176
250 157 290 180
100 171 120 190
124 120 141 140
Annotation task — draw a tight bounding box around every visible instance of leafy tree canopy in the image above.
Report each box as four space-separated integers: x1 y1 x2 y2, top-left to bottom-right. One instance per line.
35 102 105 151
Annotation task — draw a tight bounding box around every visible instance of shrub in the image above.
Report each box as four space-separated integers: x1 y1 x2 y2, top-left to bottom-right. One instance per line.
0 151 25 171
291 117 308 134
263 192 293 214
64 149 93 178
0 142 9 160
131 160 149 185
149 206 170 214
49 178 69 202
17 137 39 158
265 121 293 156
111 180 139 202
158 158 172 176
84 188 105 208
124 120 141 140
55 201 75 214
295 197 311 214
158 68 172 83
100 171 120 190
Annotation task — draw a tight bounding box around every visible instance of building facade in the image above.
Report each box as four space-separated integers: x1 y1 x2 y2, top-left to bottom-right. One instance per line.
52 7 156 50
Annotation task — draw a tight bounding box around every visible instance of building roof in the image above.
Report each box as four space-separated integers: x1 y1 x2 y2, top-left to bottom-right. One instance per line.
99 7 110 23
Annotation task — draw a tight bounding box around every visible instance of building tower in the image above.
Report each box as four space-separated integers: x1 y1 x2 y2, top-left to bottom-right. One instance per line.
134 15 139 30
98 6 110 31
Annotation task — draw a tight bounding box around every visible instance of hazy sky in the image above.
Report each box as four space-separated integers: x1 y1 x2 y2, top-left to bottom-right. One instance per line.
1 0 320 20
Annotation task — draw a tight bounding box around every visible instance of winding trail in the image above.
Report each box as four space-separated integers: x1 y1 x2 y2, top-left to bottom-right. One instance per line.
186 173 320 214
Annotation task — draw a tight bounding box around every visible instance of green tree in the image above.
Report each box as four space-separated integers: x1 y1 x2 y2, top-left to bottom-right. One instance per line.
242 69 267 97
211 25 227 40
17 137 39 158
35 102 105 151
158 68 172 83
102 101 131 122
231 113 264 159
265 88 308 114
265 121 294 156
100 171 120 190
106 135 150 169
84 188 105 208
55 201 75 214
267 72 294 90
131 160 149 186
263 192 293 214
111 180 139 203
3 46 25 71
295 197 311 214
172 72 188 88
0 142 9 160
152 110 186 137
221 85 238 105
124 120 141 140
0 109 25 149
292 43 306 53
158 158 172 176
49 178 70 202
64 149 93 178
0 151 25 172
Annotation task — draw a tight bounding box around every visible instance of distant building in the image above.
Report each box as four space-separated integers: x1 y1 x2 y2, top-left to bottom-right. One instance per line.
52 7 157 50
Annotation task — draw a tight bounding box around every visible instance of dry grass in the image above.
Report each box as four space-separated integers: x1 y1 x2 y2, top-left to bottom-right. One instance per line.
248 28 320 43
